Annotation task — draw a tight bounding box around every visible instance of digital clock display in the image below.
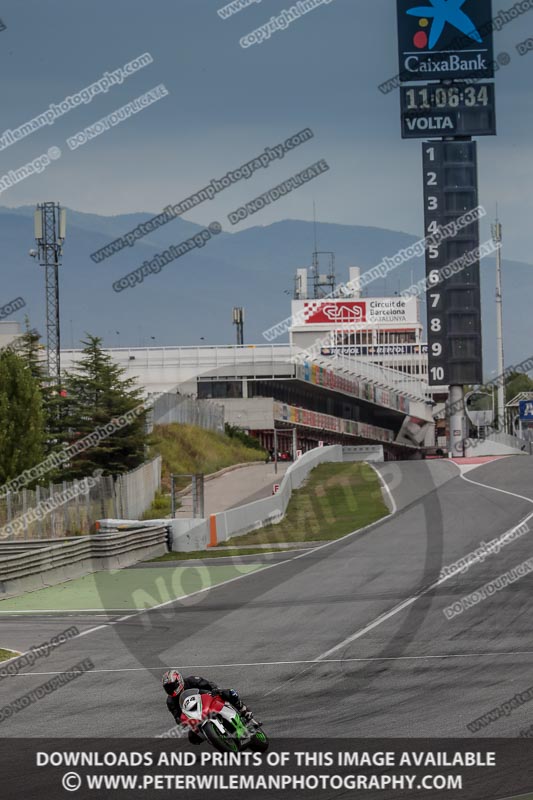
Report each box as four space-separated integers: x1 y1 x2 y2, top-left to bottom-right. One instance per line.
400 82 496 138
404 84 492 110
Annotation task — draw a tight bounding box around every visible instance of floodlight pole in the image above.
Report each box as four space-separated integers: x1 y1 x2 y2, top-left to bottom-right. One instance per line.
492 218 505 432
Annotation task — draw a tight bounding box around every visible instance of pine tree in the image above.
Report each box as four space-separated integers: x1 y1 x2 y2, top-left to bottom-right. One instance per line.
17 317 46 383
60 335 149 479
0 350 45 484
15 318 68 458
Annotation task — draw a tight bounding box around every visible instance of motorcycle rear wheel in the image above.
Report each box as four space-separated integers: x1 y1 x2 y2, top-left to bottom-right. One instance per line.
202 720 239 753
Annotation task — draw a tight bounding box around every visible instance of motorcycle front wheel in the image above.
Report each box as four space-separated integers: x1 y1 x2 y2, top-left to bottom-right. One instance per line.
202 720 239 753
248 728 269 752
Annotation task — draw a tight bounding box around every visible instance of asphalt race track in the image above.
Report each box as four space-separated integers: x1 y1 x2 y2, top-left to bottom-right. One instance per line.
2 456 533 740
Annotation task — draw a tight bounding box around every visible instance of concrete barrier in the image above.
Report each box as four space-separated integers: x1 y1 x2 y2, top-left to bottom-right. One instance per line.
168 518 211 552
212 446 344 545
94 446 380 554
464 435 531 457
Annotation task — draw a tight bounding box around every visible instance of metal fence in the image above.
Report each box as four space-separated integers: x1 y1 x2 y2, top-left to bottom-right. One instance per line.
0 456 162 541
147 393 224 433
114 457 162 520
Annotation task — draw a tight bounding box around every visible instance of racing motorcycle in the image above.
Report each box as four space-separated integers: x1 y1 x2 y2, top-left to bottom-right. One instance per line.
179 689 269 753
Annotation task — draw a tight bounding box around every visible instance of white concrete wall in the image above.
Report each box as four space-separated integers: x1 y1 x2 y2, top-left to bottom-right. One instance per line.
215 445 344 543
168 446 344 551
168 518 211 552
464 440 529 457
61 345 294 395
223 397 275 429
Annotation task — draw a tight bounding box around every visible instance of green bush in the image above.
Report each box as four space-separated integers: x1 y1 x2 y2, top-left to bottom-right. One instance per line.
224 423 265 451
141 491 173 520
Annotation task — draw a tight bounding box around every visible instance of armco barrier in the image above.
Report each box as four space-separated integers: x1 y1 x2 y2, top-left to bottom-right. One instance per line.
212 445 344 545
0 526 168 598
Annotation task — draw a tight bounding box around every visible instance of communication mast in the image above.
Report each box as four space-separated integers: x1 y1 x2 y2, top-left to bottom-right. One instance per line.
232 306 244 345
32 202 66 386
310 202 336 297
311 250 336 297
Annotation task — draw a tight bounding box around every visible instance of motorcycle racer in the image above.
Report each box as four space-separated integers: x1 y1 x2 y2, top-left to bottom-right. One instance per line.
162 670 256 744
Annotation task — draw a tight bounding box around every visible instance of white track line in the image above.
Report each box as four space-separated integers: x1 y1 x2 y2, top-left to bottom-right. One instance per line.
314 463 533 662
459 469 533 506
0 609 157 614
67 470 398 639
0 466 397 658
6 464 533 685
4 465 530 671
0 649 21 667
0 470 395 616
8 649 533 677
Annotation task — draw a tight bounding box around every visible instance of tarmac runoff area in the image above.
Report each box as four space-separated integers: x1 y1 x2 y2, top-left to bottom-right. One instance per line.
2 457 533 740
0 564 263 614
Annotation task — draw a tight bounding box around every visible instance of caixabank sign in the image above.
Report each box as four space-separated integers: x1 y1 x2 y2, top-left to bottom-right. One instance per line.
397 0 494 81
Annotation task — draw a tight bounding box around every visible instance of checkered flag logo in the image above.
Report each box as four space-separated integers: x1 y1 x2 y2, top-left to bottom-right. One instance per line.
303 302 365 323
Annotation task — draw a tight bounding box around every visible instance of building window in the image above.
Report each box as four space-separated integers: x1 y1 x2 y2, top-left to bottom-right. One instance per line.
377 330 417 344
197 380 243 399
334 330 372 345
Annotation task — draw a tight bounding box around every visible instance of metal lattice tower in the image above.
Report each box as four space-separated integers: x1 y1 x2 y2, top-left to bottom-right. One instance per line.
311 250 336 298
34 202 66 386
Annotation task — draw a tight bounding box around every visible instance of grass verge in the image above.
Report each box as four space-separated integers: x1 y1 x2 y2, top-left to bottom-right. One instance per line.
151 547 288 562
0 648 17 663
222 462 388 546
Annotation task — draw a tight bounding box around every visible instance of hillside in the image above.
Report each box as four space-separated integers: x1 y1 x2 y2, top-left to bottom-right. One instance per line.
0 205 529 377
150 423 266 493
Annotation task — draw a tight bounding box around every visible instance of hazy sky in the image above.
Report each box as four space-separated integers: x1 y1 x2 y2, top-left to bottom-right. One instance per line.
0 0 531 261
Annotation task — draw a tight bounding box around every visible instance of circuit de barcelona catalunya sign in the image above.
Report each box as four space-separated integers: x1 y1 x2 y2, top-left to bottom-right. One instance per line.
397 0 494 81
292 297 418 327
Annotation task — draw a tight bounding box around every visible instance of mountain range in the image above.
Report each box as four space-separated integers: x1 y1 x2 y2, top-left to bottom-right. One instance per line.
0 204 528 379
